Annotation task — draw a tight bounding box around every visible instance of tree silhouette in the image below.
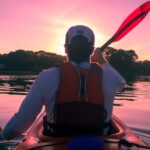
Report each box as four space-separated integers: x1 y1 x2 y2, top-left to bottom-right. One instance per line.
0 48 149 76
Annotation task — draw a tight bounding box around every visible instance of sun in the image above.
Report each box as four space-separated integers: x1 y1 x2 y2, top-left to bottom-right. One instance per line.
56 37 66 56
92 28 109 48
48 20 108 55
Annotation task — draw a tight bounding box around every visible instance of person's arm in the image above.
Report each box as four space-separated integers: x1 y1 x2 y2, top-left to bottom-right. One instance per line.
0 72 44 140
91 48 126 91
103 63 126 92
91 48 108 65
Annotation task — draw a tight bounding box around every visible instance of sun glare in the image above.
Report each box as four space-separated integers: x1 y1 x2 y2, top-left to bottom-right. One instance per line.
57 37 66 56
95 33 108 48
48 19 108 55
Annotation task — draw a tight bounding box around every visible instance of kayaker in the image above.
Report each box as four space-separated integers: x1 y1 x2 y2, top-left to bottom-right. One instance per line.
0 25 126 140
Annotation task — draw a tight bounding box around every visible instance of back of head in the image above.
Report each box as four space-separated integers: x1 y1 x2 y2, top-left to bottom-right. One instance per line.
65 25 95 63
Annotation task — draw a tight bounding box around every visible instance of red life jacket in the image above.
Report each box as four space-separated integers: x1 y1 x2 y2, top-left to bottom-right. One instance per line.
54 62 107 133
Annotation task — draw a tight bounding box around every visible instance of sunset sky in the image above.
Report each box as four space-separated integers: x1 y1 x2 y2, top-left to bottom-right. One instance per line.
0 0 149 60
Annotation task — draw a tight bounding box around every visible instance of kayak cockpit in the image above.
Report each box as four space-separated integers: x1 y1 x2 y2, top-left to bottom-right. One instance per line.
16 112 147 150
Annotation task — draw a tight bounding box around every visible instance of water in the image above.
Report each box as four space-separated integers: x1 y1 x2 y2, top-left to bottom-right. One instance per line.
0 75 150 149
114 76 150 131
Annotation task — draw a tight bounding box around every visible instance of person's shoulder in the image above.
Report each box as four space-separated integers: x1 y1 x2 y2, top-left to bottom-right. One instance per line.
37 67 60 80
41 67 60 76
43 66 60 73
33 67 60 89
101 63 111 69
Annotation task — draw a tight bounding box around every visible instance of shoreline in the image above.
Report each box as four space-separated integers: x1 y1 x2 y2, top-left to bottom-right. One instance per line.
0 71 39 75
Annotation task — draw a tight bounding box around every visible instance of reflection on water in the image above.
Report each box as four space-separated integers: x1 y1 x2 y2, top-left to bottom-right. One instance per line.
114 76 150 141
0 75 36 95
115 76 150 104
0 134 24 150
0 75 150 148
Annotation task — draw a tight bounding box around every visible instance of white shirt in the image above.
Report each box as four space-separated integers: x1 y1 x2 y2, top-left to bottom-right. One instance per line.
0 62 126 140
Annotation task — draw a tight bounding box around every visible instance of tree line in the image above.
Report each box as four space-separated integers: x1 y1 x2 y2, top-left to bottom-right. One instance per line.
104 47 150 76
0 48 149 77
0 50 66 72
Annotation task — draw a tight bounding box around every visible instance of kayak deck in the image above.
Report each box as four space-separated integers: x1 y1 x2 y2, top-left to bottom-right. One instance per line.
16 112 147 150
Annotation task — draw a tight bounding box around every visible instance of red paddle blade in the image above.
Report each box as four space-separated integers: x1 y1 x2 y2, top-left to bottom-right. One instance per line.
113 1 150 42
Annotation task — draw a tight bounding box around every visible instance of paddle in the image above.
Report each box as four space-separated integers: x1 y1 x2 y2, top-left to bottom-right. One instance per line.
100 1 150 52
0 1 150 148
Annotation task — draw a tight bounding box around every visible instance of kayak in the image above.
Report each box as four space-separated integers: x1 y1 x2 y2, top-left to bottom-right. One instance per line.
16 112 148 150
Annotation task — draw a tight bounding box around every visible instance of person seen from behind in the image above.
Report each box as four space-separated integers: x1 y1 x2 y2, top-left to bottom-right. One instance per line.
0 25 126 140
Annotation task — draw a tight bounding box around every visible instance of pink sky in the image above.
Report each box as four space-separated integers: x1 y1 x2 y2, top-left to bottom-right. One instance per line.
0 0 149 60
